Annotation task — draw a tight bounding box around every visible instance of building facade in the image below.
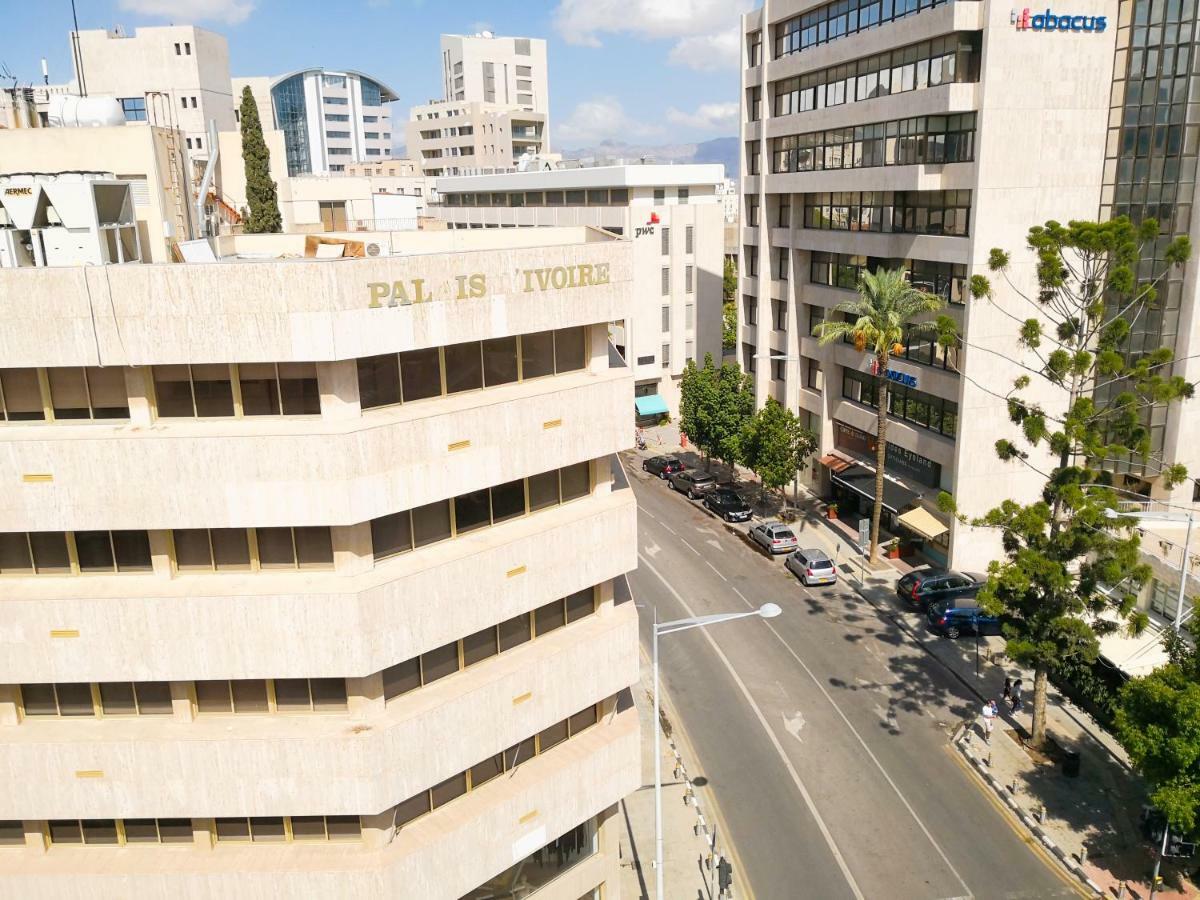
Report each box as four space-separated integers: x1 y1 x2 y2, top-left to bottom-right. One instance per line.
234 69 398 176
0 225 639 897
440 33 549 115
434 165 727 417
736 0 1200 572
407 100 549 177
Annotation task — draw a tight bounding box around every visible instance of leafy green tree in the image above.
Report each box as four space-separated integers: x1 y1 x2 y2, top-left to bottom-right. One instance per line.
740 399 818 506
1116 628 1200 836
723 257 738 301
679 354 755 475
967 217 1192 747
813 268 945 563
239 85 281 234
722 301 738 352
679 355 718 467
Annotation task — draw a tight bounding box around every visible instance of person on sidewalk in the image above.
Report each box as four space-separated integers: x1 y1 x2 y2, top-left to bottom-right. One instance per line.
981 699 998 744
1010 678 1023 714
1002 677 1012 704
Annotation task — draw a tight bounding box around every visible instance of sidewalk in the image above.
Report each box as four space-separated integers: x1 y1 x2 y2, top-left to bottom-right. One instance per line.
617 649 747 900
629 424 1196 898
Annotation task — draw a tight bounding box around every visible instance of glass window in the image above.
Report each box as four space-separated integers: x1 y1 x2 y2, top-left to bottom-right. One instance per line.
74 531 114 572
122 819 160 843
173 529 212 570
48 821 83 844
112 530 152 571
136 681 173 714
421 641 460 684
463 626 499 667
191 364 234 417
48 368 89 419
0 533 32 573
251 817 286 842
554 326 587 373
56 683 93 716
98 682 136 715
400 347 442 401
372 511 412 560
560 462 591 501
20 683 57 716
231 679 269 713
30 532 70 574
538 718 569 752
498 613 532 652
212 528 251 570
290 816 326 841
158 819 193 842
444 342 483 394
470 753 504 788
358 354 401 410
569 704 598 734
294 527 333 568
383 657 421 700
326 815 361 840
490 479 526 523
528 470 561 510
393 792 431 828
412 499 452 547
430 772 467 808
521 332 555 379
535 599 565 636
566 588 595 622
482 337 519 386
454 488 491 533
256 528 296 568
153 365 194 417
215 817 250 842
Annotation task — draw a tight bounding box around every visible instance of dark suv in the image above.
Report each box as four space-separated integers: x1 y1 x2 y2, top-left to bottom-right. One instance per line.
642 456 684 479
897 569 984 609
926 599 1001 638
704 488 752 522
670 470 717 498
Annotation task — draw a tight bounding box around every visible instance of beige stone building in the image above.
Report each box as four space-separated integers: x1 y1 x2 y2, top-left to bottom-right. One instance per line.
440 33 550 116
434 165 728 418
407 100 549 177
0 220 639 896
737 0 1200 574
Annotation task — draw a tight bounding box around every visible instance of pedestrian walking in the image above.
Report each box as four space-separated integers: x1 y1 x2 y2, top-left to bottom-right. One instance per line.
981 699 998 744
1010 678 1023 714
1002 677 1012 703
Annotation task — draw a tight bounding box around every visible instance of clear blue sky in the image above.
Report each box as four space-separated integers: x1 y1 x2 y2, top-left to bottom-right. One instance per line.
2 0 748 147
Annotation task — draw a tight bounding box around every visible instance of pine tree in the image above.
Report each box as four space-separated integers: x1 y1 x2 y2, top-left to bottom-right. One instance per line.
239 85 281 234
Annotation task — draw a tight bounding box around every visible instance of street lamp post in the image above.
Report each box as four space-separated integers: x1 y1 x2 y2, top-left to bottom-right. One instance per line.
651 601 782 900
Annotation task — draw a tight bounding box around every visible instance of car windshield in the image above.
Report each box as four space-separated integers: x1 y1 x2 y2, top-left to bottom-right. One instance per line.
775 529 795 540
693 475 715 484
717 491 740 502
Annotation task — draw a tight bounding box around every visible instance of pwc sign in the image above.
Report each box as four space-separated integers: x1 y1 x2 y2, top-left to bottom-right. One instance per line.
1012 7 1107 31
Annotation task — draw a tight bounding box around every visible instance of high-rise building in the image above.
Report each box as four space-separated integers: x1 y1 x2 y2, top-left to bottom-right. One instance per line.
234 69 399 175
0 124 639 895
434 164 727 417
738 0 1200 574
440 33 549 115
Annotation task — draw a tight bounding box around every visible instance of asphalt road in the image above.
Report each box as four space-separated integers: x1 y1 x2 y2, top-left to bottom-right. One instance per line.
626 457 1081 900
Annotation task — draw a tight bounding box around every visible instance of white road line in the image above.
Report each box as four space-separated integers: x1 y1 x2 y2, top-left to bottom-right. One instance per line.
704 560 728 582
760 617 974 898
679 537 702 557
638 552 866 900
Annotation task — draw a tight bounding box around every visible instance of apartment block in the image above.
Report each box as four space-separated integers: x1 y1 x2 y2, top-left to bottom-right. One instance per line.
407 100 549 177
736 0 1200 574
0 161 638 897
441 32 549 115
434 165 727 417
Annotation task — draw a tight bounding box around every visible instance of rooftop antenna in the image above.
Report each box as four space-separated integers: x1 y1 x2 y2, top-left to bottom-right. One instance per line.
70 0 88 96
41 58 48 85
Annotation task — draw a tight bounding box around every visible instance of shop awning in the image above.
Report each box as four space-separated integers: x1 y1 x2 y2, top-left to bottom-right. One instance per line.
897 506 949 540
832 466 919 514
819 453 854 474
634 394 669 417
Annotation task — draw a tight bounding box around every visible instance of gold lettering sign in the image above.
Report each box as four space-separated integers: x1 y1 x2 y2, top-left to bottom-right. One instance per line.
366 262 610 308
3 187 32 196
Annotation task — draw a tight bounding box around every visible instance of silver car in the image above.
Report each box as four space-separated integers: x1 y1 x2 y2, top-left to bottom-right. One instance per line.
669 470 717 499
786 548 837 586
749 522 798 555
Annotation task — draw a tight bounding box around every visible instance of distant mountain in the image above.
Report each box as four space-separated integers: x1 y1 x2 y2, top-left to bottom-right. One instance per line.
559 137 738 181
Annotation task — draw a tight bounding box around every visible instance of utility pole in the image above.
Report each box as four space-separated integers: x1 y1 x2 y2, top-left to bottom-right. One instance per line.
1149 824 1169 900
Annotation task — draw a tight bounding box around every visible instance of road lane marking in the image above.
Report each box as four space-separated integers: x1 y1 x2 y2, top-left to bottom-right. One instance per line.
783 711 806 743
704 560 728 582
679 538 702 557
638 551 866 900
705 538 725 554
760 618 974 898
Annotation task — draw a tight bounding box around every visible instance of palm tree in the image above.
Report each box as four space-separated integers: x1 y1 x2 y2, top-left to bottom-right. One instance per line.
813 268 944 564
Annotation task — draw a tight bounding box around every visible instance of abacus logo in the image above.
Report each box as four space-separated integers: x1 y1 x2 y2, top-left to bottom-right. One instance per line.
1012 7 1108 31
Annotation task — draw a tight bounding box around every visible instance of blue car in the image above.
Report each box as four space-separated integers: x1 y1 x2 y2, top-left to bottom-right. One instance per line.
926 600 1001 639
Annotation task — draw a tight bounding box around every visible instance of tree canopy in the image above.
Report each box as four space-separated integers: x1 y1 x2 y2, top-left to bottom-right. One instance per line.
239 85 282 234
740 399 818 499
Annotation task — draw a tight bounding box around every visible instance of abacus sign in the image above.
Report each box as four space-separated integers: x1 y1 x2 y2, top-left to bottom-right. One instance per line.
1012 7 1108 31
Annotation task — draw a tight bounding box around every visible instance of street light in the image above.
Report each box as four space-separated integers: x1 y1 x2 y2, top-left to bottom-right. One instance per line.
1102 496 1196 632
651 602 782 899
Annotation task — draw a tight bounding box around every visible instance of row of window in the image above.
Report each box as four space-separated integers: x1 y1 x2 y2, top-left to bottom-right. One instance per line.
357 326 586 410
773 0 949 58
371 462 592 560
661 265 696 294
842 369 958 438
2 814 362 848
660 225 696 256
390 701 602 831
772 33 980 117
803 190 972 236
0 366 128 422
155 362 321 419
15 584 600 721
809 252 968 306
771 113 976 173
383 588 596 701
838 319 960 371
441 188 631 207
0 459 596 578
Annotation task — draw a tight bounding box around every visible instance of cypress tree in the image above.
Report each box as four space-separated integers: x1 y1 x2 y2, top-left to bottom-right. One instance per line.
239 85 281 234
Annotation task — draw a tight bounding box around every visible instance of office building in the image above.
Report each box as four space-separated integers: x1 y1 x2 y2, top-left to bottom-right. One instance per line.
233 69 398 175
407 100 549 177
0 152 638 893
738 0 1200 573
435 165 727 417
441 33 549 115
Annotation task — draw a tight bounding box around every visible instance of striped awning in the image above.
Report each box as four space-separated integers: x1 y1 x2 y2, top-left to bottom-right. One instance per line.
819 453 854 474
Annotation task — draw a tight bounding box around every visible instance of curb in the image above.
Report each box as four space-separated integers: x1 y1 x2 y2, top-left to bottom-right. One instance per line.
957 731 1102 896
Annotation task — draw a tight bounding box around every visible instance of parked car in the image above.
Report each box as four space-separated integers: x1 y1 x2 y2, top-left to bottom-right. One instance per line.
670 470 717 498
704 488 752 523
896 569 985 609
642 456 685 479
786 549 838 586
749 522 798 555
926 599 1001 638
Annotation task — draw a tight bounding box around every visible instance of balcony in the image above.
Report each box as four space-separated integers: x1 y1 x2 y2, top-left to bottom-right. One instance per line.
0 601 638 819
0 367 632 531
1 487 637 681
0 703 639 898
